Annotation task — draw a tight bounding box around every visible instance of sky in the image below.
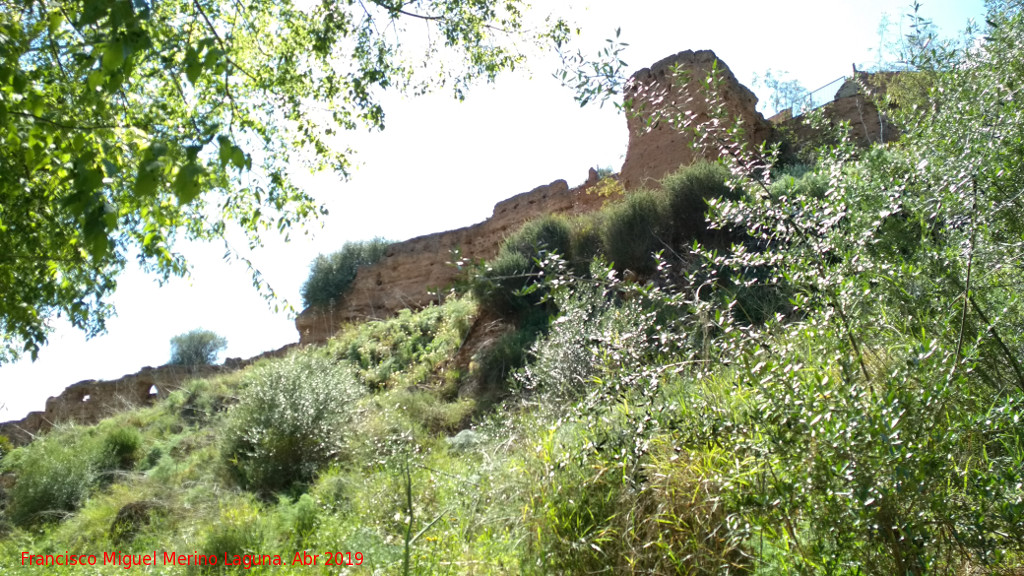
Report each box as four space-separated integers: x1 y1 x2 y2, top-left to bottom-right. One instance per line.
0 0 987 421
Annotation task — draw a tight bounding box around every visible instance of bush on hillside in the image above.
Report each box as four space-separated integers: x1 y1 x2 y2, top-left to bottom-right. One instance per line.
600 189 670 275
96 426 143 473
500 215 572 260
474 327 537 397
330 299 475 390
568 214 604 276
515 269 654 402
301 238 391 308
660 161 740 243
0 435 12 461
169 329 227 366
3 436 93 527
471 251 534 317
197 506 267 573
769 166 829 199
221 353 363 494
473 216 574 318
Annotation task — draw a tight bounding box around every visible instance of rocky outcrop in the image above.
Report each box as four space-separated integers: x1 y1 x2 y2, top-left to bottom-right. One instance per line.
0 345 294 445
295 171 606 344
619 50 773 191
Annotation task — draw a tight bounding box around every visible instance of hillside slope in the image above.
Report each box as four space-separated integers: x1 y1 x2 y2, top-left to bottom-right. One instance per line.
4 22 1024 575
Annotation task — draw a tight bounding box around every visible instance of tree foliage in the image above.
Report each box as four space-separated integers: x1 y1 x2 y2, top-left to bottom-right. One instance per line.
169 328 226 366
0 0 572 362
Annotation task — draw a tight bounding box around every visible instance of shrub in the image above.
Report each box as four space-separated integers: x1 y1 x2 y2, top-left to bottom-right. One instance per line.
473 216 574 318
389 388 476 434
274 493 319 545
96 426 143 473
660 161 740 243
0 435 12 461
600 189 670 275
474 326 540 396
109 500 162 545
568 214 604 276
516 276 621 401
196 505 266 573
4 436 93 527
329 298 476 390
769 167 829 200
500 214 572 260
301 238 391 308
471 250 534 316
221 353 363 494
169 329 227 366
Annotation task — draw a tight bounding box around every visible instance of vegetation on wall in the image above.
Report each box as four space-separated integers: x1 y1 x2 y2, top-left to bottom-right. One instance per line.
300 238 392 309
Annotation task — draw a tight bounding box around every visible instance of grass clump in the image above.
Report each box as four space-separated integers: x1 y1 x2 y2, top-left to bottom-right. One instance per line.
195 502 267 573
301 238 391 308
221 352 363 494
568 213 604 276
499 214 572 260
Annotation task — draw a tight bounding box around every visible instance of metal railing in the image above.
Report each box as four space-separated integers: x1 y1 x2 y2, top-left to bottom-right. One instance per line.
786 75 849 118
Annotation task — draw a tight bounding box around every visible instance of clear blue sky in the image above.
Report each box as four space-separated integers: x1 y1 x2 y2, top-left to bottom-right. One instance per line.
0 0 985 420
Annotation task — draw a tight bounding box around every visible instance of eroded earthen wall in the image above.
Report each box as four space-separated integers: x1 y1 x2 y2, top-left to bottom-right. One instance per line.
295 172 607 344
777 73 900 151
0 345 293 445
619 50 773 191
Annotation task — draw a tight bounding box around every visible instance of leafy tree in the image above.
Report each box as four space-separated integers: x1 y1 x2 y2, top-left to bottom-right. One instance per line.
169 328 227 366
0 0 575 362
751 68 809 117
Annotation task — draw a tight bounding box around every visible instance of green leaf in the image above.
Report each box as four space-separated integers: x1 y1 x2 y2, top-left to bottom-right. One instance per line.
184 48 203 85
231 147 247 170
173 163 205 205
48 12 64 34
217 135 233 167
12 73 27 94
87 70 106 90
102 42 126 72
29 94 44 117
135 169 158 198
204 48 225 69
